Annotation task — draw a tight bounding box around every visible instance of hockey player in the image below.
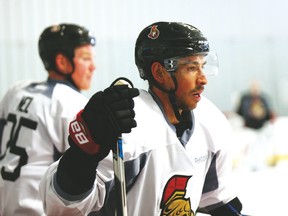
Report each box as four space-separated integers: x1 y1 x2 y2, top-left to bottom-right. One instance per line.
0 23 96 215
40 22 243 215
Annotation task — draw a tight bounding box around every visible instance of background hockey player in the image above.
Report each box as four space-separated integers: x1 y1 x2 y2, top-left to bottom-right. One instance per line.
0 23 96 215
40 21 244 215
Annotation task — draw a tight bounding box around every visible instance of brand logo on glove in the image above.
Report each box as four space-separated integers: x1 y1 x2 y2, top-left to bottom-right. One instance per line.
69 110 100 155
70 120 89 145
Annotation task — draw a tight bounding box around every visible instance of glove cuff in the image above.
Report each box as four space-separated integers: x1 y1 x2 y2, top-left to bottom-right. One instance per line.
69 109 101 155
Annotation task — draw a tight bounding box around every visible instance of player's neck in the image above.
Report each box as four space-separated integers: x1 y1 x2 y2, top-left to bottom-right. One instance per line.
151 87 181 124
48 71 67 81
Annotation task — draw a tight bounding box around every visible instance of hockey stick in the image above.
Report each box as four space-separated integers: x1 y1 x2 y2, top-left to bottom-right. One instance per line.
113 137 128 216
111 77 134 216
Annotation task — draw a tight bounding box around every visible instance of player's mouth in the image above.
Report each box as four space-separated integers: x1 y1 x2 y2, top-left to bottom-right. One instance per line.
190 86 204 102
193 93 201 102
86 75 93 81
192 88 204 102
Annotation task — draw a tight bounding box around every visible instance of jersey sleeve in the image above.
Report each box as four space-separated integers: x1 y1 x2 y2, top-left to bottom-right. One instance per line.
39 157 113 215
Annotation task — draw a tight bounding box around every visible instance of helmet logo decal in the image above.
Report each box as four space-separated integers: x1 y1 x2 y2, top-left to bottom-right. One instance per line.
164 58 178 72
160 175 194 216
50 25 61 33
148 25 160 39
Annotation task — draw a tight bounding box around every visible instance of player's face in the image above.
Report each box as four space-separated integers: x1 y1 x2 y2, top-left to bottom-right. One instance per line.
71 44 96 90
174 54 208 110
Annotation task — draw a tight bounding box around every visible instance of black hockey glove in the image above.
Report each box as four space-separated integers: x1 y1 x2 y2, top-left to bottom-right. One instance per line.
209 197 243 216
69 83 139 160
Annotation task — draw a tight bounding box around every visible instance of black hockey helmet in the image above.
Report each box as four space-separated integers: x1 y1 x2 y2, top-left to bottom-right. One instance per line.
38 23 96 71
135 22 210 80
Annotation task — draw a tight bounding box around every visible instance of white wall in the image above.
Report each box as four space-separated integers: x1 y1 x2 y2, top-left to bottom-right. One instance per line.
1 0 288 114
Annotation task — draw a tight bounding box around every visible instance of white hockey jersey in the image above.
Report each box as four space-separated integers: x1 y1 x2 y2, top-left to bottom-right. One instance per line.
0 79 88 216
40 89 237 216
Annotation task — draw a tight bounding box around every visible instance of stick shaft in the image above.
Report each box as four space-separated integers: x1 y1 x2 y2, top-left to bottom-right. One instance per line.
113 137 128 216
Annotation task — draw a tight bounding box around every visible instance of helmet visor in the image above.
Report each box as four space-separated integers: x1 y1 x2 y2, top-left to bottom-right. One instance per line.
202 51 219 76
164 51 219 76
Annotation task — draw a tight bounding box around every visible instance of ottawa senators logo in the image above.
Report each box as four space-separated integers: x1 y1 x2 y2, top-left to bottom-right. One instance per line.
148 25 160 39
249 98 267 120
160 175 194 216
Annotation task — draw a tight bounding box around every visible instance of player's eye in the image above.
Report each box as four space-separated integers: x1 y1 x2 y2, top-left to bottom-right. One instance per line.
182 63 203 74
80 55 93 61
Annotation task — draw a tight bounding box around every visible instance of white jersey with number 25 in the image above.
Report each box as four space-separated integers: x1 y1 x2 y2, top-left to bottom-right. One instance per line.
0 79 88 216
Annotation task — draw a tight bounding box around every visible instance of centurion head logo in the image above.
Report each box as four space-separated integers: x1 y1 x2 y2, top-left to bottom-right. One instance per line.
160 175 194 216
148 25 160 39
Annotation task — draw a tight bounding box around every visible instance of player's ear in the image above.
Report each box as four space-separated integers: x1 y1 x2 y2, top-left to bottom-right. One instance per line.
55 53 73 74
151 62 165 84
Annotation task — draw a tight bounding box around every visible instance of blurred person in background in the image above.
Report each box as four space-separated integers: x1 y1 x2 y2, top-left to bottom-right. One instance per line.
236 80 275 130
0 23 96 215
236 80 276 171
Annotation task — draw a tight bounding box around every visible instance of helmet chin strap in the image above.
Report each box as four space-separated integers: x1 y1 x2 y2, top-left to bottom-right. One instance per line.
66 56 80 90
54 57 79 90
151 73 183 122
66 74 79 90
168 74 183 122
